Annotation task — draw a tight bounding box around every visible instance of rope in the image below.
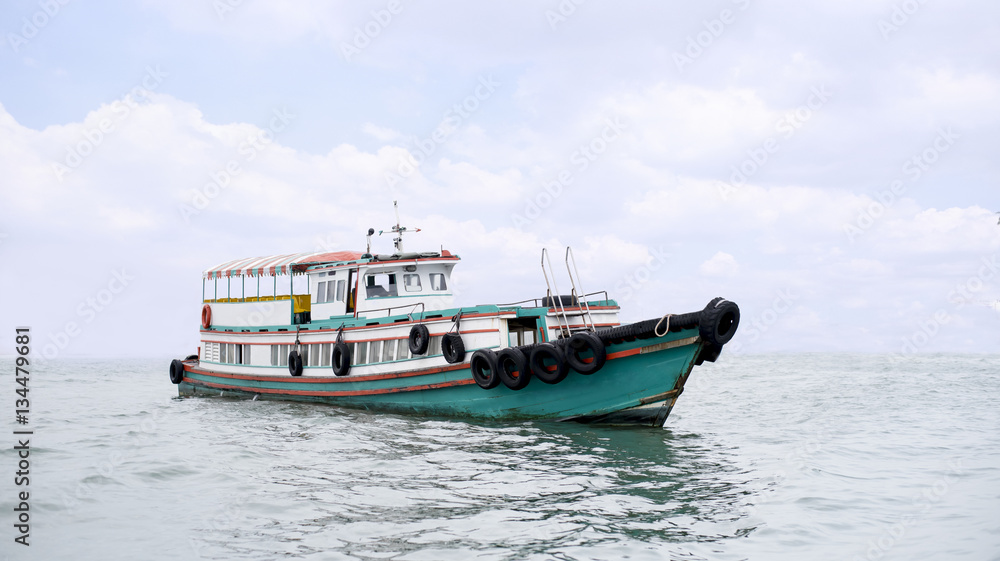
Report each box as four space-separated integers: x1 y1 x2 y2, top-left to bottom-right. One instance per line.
654 314 674 337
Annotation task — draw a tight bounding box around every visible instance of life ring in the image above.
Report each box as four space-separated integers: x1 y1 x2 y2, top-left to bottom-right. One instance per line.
169 359 185 384
442 333 465 364
470 350 500 389
529 343 569 384
497 347 531 390
201 304 212 329
288 350 303 376
566 332 607 375
699 299 741 347
409 324 430 355
332 342 351 376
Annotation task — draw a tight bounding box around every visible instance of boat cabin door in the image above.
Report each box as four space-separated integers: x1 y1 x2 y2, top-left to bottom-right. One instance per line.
346 268 358 315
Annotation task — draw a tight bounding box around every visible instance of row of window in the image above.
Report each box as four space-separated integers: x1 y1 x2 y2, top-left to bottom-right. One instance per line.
205 342 252 365
315 272 449 304
315 279 347 304
364 272 448 299
205 336 446 369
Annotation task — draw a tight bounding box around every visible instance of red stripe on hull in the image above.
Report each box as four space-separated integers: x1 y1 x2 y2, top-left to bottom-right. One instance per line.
183 376 476 397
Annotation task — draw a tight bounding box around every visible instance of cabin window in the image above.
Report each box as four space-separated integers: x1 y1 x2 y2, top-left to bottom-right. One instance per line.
321 343 331 367
382 340 395 362
326 281 336 303
336 280 346 302
428 336 442 356
221 343 228 364
355 341 368 365
365 273 398 298
316 281 328 304
270 345 288 367
242 344 251 365
369 341 381 364
396 338 410 360
429 273 447 291
403 274 422 292
300 345 309 367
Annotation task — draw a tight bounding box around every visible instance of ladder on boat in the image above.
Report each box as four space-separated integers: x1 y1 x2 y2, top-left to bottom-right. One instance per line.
540 247 597 338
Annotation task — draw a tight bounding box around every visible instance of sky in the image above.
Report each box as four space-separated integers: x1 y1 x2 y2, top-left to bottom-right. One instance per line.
0 0 997 360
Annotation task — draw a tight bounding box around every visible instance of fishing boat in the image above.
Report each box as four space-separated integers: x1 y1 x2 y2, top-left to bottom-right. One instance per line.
169 208 740 427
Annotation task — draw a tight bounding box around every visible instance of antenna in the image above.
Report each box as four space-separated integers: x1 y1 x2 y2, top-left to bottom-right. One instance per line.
378 200 421 253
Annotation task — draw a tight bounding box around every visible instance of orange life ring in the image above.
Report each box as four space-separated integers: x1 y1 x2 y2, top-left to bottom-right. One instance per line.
201 304 212 329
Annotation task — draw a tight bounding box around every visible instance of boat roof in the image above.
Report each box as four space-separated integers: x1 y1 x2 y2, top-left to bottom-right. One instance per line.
203 250 459 279
204 251 365 279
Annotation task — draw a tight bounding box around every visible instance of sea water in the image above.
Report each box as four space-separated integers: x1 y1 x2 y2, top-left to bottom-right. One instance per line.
2 354 998 560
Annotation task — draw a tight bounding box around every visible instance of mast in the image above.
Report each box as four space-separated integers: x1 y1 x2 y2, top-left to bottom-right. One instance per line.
378 200 420 253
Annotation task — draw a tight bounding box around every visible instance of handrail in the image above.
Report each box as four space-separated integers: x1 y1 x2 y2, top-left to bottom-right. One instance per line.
358 301 425 321
541 248 571 339
564 247 596 331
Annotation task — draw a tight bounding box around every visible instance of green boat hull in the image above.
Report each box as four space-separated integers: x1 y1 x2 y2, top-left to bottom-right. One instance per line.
178 329 705 427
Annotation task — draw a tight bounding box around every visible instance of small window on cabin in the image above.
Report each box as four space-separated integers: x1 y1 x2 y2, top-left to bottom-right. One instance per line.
271 345 279 366
221 343 228 364
403 274 422 292
321 343 331 367
300 345 309 367
336 280 346 302
397 338 410 361
383 340 395 362
356 341 368 365
369 341 381 364
242 344 252 365
326 281 336 303
317 281 327 304
365 273 398 298
429 273 447 291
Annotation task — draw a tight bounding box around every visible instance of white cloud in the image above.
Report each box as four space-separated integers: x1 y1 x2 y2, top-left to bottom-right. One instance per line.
700 252 740 277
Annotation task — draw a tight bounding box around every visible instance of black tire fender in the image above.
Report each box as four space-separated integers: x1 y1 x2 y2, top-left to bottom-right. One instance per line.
442 333 466 364
699 299 741 347
169 359 185 384
541 295 579 308
288 350 303 376
332 341 351 376
529 343 569 384
409 324 430 355
566 332 607 375
497 347 531 390
470 349 500 389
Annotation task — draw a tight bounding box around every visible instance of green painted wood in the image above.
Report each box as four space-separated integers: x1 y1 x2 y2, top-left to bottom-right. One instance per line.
181 329 701 422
